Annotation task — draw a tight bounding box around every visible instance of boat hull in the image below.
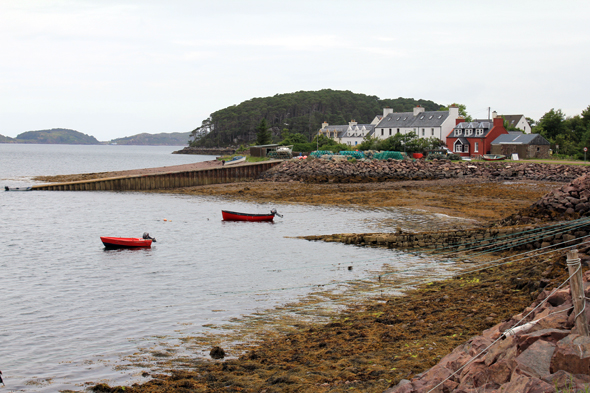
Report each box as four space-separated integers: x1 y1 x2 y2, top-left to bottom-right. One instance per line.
5 186 32 191
482 154 506 161
100 237 152 248
225 156 246 166
222 210 274 222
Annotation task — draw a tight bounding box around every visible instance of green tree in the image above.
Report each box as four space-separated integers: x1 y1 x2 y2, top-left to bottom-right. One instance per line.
536 108 565 141
256 118 272 145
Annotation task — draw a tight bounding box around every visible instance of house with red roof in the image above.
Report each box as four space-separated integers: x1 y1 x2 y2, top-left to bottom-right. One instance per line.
446 115 509 158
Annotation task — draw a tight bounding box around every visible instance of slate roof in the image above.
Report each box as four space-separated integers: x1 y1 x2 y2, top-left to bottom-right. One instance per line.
320 124 375 139
501 115 525 128
376 111 449 129
449 119 494 138
491 132 550 145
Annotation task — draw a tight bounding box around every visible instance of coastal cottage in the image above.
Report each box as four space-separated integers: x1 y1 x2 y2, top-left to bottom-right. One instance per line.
446 115 509 158
318 105 460 146
318 120 376 146
373 105 460 143
499 113 531 133
490 131 551 159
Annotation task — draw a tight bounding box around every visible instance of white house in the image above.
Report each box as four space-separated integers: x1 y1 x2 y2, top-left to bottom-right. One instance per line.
373 105 460 143
499 114 531 133
318 120 375 147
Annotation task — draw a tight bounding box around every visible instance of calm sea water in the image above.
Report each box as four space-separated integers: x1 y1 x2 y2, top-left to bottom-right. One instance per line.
0 144 466 392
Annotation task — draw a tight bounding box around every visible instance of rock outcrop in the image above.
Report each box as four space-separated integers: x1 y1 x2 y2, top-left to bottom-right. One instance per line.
384 271 590 393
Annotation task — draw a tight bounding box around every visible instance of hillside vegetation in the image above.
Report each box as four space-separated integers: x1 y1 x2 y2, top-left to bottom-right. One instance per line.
190 89 442 147
4 128 100 144
110 132 191 146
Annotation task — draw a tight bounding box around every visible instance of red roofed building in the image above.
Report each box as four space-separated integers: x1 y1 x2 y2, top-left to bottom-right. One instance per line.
446 115 509 158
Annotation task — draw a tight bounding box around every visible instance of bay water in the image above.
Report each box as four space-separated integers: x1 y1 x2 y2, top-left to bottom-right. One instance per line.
0 144 464 391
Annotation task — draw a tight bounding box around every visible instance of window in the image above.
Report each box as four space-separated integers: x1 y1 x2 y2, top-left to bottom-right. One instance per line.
454 129 461 136
381 129 384 136
422 129 425 136
438 115 442 119
475 142 479 152
465 129 473 136
420 116 424 119
431 128 434 136
476 129 484 136
389 128 392 136
537 147 540 152
396 117 400 120
355 141 358 145
429 115 433 119
397 129 400 134
403 117 407 120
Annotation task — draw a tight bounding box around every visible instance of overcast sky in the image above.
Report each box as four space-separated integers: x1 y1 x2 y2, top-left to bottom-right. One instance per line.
1 0 589 141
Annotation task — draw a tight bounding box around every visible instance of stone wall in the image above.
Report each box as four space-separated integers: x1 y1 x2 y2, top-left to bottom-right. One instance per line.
261 159 589 183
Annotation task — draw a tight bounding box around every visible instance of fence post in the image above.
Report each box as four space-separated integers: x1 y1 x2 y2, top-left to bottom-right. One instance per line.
567 249 589 336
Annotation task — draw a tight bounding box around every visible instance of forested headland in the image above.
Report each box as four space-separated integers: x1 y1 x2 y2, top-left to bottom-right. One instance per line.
189 89 442 148
0 129 100 144
109 132 191 146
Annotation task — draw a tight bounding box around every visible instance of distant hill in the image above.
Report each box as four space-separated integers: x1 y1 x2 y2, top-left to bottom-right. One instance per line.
9 128 100 144
190 89 443 147
0 134 15 143
110 132 191 146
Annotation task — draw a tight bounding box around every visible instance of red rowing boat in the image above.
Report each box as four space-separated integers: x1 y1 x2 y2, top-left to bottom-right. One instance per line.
222 209 283 222
101 236 152 248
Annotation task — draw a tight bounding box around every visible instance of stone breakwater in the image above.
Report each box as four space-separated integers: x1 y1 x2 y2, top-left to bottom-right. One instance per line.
504 173 590 225
172 146 236 155
386 266 590 392
260 159 590 183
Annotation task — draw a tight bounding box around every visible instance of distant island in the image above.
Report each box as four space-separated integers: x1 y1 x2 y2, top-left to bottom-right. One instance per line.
109 132 191 146
0 128 100 144
0 129 191 146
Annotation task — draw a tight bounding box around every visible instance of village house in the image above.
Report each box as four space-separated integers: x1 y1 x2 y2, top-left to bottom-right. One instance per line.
500 114 531 133
446 114 508 157
318 105 459 146
490 131 551 159
318 120 376 146
373 105 459 142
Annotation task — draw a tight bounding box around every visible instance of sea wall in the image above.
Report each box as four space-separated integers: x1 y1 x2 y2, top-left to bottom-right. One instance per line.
172 146 237 155
261 159 589 183
32 161 281 191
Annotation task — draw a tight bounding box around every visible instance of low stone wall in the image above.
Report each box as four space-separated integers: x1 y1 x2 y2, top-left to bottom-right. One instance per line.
303 224 590 253
261 159 589 183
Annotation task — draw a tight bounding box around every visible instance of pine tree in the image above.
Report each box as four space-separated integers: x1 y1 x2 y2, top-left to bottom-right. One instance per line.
256 118 272 145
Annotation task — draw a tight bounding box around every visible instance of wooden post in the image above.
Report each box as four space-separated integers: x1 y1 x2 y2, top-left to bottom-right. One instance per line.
567 249 589 336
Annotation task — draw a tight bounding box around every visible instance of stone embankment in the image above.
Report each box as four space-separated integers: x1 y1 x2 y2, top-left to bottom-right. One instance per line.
303 225 590 255
386 265 590 392
172 146 236 155
503 173 590 225
260 159 589 183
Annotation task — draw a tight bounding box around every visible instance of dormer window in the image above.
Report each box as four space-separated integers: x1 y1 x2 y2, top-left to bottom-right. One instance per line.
465 129 473 136
454 129 462 136
476 129 484 136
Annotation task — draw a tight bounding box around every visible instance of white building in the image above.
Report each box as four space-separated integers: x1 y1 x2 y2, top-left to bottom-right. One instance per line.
373 105 460 143
318 120 376 147
499 114 532 133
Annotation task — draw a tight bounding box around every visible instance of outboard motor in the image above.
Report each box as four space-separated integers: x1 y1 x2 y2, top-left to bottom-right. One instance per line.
270 208 283 218
143 232 157 242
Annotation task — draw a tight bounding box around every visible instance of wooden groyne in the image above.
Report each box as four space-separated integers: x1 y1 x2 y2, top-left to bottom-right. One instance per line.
31 161 281 191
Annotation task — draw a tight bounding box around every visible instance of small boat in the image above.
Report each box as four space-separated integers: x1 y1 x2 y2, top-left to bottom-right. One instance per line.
482 154 506 161
222 208 283 222
101 236 154 249
224 156 246 166
5 186 32 191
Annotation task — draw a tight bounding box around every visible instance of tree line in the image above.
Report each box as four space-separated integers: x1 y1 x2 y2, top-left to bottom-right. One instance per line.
532 106 590 159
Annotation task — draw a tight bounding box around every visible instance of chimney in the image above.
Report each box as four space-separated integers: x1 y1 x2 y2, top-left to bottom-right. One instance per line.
492 111 498 119
493 117 504 128
349 119 357 126
413 105 425 116
448 105 459 120
456 116 465 126
322 121 329 129
383 107 394 117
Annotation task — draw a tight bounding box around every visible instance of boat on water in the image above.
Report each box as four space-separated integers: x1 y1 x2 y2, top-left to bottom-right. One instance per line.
5 186 32 191
222 208 283 222
482 154 506 161
224 156 246 166
101 233 156 248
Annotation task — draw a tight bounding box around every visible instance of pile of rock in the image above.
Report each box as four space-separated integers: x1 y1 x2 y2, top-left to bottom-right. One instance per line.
502 173 590 225
386 270 590 392
260 160 590 184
